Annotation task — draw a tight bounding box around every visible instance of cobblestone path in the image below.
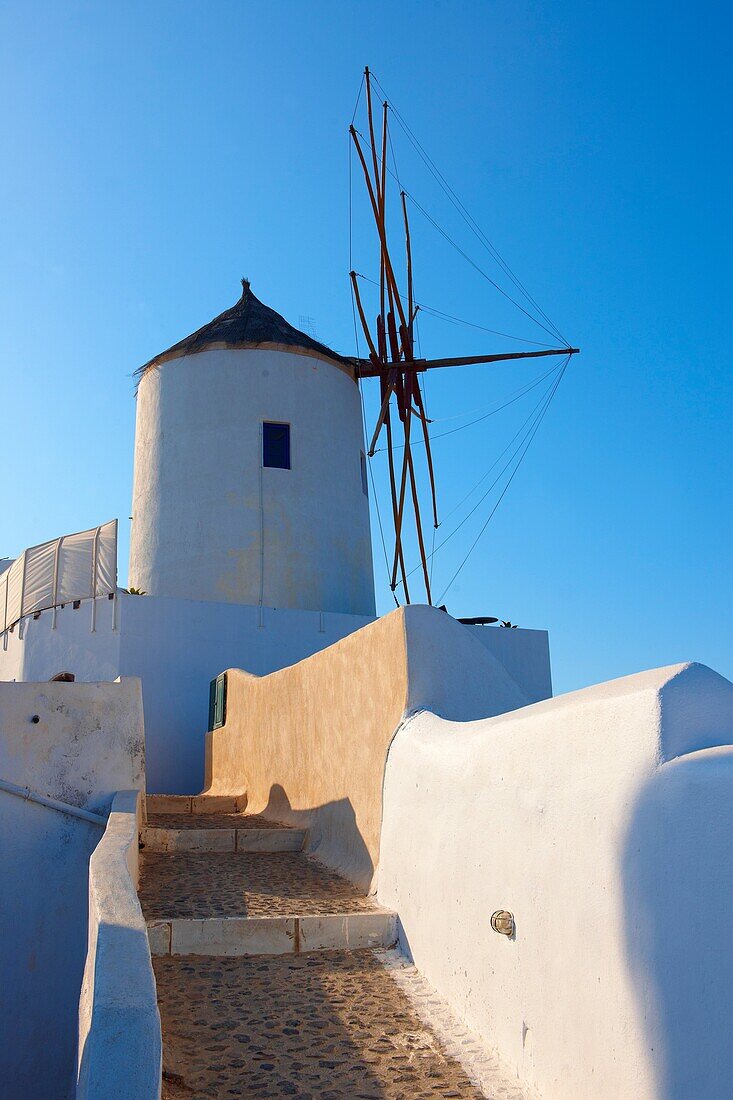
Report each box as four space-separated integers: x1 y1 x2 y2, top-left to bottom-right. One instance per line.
146 811 291 831
139 850 381 920
156 950 488 1099
143 801 526 1098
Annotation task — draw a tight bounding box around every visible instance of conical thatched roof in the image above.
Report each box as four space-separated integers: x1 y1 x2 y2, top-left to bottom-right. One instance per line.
136 279 354 381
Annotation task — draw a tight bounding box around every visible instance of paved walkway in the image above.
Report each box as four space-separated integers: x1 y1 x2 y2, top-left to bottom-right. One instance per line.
144 800 530 1099
139 850 380 920
157 949 488 1099
146 811 291 831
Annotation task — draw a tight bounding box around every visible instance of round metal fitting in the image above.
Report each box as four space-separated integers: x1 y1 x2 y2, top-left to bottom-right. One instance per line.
491 910 515 937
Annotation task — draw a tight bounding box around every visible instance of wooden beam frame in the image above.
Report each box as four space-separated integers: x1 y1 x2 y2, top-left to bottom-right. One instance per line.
354 346 580 377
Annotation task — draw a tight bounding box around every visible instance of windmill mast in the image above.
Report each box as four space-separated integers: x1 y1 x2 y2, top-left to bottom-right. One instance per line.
349 67 579 607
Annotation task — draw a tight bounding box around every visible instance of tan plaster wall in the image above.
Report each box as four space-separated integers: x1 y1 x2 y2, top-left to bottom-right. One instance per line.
204 610 409 890
203 605 531 892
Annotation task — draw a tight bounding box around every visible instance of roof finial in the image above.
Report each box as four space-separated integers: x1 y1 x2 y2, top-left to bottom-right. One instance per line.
240 277 250 297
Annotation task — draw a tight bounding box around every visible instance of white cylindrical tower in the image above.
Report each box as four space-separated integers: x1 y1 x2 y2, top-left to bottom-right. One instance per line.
129 281 375 616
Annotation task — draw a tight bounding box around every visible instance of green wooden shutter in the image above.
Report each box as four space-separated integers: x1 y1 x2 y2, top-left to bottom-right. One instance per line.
208 672 227 731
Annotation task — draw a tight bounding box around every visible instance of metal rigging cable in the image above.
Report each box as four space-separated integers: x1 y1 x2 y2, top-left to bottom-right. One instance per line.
437 366 566 524
405 192 565 344
350 127 564 344
436 356 570 602
369 72 568 346
416 302 556 348
374 360 564 451
350 73 365 126
394 357 569 589
353 272 555 347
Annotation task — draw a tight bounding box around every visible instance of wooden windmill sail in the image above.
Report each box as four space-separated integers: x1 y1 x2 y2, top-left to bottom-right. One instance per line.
348 67 579 606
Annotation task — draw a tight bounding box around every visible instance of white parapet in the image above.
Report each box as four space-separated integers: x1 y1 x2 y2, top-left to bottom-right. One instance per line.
461 623 551 703
76 790 161 1100
0 678 146 1099
0 591 375 793
378 661 733 1100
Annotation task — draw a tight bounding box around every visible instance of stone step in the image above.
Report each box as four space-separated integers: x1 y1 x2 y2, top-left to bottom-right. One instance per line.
145 793 246 815
148 910 397 957
138 849 395 959
140 823 306 853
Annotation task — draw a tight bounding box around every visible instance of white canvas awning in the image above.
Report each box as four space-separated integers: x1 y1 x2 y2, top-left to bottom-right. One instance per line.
1 520 118 632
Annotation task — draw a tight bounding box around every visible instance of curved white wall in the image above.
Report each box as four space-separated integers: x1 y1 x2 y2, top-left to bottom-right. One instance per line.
378 662 733 1100
129 348 375 616
77 790 161 1100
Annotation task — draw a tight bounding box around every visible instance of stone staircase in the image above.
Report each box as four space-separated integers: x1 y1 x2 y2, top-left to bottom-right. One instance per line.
140 795 396 958
139 795 529 1099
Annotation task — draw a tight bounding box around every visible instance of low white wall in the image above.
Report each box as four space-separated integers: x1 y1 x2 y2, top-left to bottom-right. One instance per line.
0 679 145 1100
118 595 375 794
403 608 532 721
0 593 555 797
77 790 161 1100
0 597 554 796
0 594 122 683
378 662 733 1100
0 592 374 793
463 625 551 704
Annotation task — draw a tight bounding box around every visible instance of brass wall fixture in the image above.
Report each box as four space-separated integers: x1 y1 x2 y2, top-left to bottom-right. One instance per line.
491 910 515 937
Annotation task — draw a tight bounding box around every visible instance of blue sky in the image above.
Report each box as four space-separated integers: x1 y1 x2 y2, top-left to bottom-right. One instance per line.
1 1 730 694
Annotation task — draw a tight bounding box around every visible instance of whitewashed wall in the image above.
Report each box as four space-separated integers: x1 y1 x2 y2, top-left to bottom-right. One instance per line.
119 595 375 794
0 593 122 682
0 596 552 796
0 679 145 1100
463 625 551 704
378 663 733 1100
77 790 160 1100
0 593 374 793
129 348 375 616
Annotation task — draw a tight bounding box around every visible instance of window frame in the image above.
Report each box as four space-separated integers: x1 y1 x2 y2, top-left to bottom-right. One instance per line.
262 421 292 470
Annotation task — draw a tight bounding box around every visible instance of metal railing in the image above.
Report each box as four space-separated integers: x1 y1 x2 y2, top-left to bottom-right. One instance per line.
0 776 107 826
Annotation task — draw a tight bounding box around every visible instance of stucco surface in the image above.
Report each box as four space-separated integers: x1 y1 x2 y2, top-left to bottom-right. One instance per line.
0 591 374 794
77 790 161 1100
378 661 733 1100
0 678 145 1100
204 605 529 889
129 347 375 615
463 625 552 704
0 677 145 814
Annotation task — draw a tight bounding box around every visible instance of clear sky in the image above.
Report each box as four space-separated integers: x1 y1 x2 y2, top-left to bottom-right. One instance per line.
1 1 730 695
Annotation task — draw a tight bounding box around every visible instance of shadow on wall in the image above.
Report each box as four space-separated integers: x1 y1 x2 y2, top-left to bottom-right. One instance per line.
0 803 102 1100
261 784 374 891
623 746 733 1099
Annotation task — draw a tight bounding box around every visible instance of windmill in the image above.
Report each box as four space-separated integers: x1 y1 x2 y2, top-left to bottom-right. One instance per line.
348 67 579 607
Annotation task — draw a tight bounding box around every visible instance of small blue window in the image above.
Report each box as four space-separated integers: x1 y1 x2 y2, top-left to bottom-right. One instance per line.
263 422 291 469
